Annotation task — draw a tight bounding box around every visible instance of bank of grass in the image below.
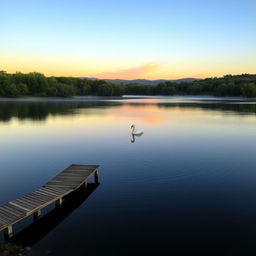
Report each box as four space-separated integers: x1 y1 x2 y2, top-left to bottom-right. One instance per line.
0 243 33 256
0 243 21 256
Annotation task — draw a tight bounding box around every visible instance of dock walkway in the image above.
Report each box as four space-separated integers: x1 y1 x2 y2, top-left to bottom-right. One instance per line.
0 164 99 239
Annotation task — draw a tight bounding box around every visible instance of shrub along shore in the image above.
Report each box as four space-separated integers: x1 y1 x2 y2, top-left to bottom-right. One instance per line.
0 71 256 97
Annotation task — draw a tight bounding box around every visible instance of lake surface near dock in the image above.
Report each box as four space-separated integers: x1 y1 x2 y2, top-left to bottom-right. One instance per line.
1 96 256 255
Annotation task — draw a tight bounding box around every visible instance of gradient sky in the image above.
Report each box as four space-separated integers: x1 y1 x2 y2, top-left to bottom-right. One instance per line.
1 0 255 79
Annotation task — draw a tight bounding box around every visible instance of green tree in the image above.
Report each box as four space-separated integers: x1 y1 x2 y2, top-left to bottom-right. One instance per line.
189 82 203 94
17 83 29 96
97 83 113 96
3 82 19 97
241 83 256 97
112 84 125 96
56 83 76 97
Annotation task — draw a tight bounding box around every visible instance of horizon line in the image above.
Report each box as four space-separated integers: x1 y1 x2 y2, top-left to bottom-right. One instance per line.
2 70 255 81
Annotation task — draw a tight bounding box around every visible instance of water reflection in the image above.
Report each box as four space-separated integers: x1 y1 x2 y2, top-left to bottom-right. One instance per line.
131 133 143 143
8 183 99 248
1 96 256 255
0 97 256 123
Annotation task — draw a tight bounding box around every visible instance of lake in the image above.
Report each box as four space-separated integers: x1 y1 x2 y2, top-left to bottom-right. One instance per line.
1 96 256 255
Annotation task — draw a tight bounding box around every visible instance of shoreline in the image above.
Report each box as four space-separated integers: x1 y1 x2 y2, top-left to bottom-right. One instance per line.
0 95 255 102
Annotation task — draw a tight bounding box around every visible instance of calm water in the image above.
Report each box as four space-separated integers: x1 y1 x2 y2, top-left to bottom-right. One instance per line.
1 96 256 255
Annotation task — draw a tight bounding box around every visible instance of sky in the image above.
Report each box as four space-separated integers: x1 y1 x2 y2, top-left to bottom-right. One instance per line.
1 0 256 79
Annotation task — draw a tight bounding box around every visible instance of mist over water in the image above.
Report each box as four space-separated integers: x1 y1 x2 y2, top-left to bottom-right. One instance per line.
0 96 256 255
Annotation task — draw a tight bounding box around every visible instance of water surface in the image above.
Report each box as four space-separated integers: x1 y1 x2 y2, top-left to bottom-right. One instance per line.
1 96 256 255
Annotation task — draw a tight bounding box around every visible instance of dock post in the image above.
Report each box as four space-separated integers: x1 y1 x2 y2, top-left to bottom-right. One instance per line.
55 198 63 207
33 210 41 221
84 180 88 188
94 169 99 183
4 225 13 240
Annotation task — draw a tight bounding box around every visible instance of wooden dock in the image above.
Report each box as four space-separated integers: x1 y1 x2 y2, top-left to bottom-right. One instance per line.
0 164 99 239
10 182 100 247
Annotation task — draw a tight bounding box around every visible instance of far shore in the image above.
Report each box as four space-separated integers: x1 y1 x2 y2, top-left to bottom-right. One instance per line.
0 95 254 102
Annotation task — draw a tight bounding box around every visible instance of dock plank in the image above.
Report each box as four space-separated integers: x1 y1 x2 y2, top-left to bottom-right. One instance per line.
1 203 27 215
37 188 63 196
33 189 59 198
40 188 69 196
16 196 44 207
10 200 35 211
0 207 22 218
29 192 55 201
22 194 50 203
12 199 38 209
0 212 14 222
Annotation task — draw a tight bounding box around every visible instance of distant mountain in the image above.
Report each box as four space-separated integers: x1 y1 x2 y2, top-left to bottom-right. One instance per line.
111 78 199 85
81 77 199 85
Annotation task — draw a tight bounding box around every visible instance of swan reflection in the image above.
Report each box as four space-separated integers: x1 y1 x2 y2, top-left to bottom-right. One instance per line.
131 133 143 143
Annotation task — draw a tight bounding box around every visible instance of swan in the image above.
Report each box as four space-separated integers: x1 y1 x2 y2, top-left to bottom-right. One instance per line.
131 124 144 135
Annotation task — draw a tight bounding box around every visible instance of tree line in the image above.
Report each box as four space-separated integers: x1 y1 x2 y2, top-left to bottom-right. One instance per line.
0 71 256 97
125 74 256 97
0 71 124 97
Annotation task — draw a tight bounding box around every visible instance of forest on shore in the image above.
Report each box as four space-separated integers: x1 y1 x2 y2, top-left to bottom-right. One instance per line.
0 71 256 97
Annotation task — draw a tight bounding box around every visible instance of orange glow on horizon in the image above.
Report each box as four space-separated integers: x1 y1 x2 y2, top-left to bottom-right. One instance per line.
1 54 255 80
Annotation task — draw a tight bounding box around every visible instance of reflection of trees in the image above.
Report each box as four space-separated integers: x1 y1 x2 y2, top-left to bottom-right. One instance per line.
0 101 121 122
156 102 256 115
0 102 79 122
0 99 255 123
124 101 256 116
